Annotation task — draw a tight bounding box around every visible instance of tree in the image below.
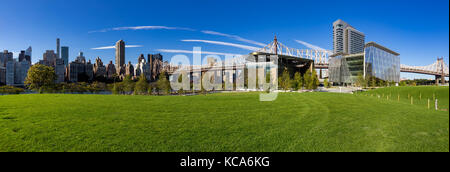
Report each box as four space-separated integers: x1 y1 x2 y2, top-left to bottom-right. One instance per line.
135 74 149 95
25 64 56 91
177 74 185 95
88 82 99 93
62 85 67 93
264 71 271 92
279 69 291 91
399 81 407 87
122 75 135 94
389 81 396 87
148 83 154 95
356 73 366 88
157 71 171 95
377 80 384 87
324 78 330 88
112 83 119 95
370 77 377 88
303 69 312 90
293 72 303 91
304 66 319 90
311 69 319 89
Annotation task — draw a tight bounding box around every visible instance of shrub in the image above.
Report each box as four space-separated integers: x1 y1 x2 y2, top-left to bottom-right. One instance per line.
0 86 25 94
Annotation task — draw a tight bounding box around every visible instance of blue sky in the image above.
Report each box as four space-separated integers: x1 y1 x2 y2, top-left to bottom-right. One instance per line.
0 0 448 79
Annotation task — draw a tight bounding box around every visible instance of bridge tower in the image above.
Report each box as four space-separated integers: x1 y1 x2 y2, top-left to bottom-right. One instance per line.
435 57 446 85
274 36 278 55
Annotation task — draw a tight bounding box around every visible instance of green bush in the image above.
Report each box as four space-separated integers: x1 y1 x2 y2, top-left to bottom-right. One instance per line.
0 86 25 94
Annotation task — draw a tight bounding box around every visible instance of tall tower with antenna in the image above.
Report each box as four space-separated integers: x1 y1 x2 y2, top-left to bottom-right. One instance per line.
56 38 60 59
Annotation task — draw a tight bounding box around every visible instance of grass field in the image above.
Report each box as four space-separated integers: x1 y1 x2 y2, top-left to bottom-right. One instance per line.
0 87 448 152
360 86 449 110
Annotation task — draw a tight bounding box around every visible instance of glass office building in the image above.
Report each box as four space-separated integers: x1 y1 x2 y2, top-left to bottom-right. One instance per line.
329 53 364 84
329 42 400 85
364 42 400 83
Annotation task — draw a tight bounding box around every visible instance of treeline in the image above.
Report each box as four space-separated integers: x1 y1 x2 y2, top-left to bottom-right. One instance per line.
0 86 25 94
278 66 323 91
400 79 438 86
356 73 400 88
355 73 439 88
112 72 171 95
17 64 326 95
22 64 109 93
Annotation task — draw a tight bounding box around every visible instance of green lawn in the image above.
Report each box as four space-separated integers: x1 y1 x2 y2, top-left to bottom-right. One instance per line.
360 86 449 110
0 88 448 152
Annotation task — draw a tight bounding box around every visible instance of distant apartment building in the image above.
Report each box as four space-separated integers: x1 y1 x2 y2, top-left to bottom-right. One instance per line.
0 67 5 85
61 46 69 67
41 50 57 66
55 58 65 83
16 61 31 85
25 46 32 61
115 40 125 75
5 61 15 85
148 53 164 81
0 50 13 67
39 50 65 83
106 61 116 79
93 57 107 78
0 50 30 86
126 61 134 77
333 19 365 54
18 51 25 62
135 58 151 81
5 59 30 86
66 52 93 82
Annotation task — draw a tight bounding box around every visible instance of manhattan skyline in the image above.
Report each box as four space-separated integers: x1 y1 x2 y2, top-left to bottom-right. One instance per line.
0 0 448 79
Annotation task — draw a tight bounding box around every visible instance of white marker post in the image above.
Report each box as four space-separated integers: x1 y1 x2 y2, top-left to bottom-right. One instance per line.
435 99 438 111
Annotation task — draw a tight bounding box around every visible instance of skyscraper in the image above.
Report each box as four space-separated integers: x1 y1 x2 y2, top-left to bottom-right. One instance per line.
115 40 125 74
333 19 365 54
18 51 26 62
76 51 86 63
61 46 69 66
0 50 13 67
19 49 31 64
56 38 61 59
25 46 32 63
43 50 57 65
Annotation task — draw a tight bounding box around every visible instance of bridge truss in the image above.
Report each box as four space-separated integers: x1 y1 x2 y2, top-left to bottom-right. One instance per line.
401 58 449 77
255 37 449 77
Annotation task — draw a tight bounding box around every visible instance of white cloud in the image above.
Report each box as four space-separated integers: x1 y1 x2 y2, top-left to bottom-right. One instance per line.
201 30 267 47
91 45 143 50
156 49 242 56
181 39 261 51
294 40 332 54
89 26 194 33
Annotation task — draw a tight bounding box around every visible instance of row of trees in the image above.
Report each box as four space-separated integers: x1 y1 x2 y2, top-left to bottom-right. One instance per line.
355 73 397 88
23 64 172 95
399 80 423 86
112 72 171 95
355 73 433 88
24 64 326 95
278 66 321 91
24 64 110 93
0 86 25 94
